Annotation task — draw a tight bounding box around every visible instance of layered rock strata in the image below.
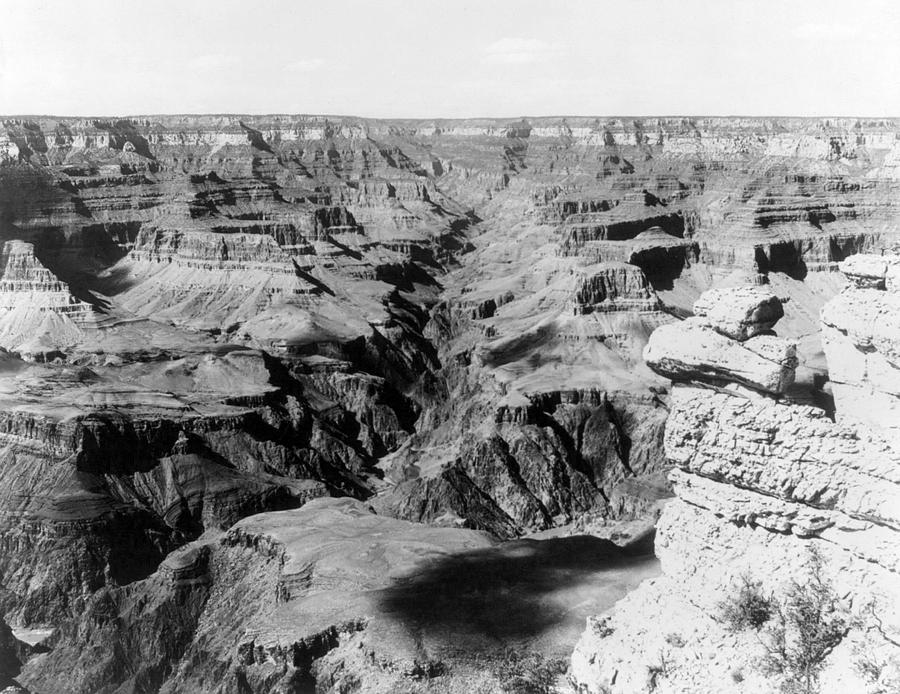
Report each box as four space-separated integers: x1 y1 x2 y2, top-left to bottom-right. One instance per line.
570 256 900 693
644 286 797 394
18 497 658 694
0 241 92 360
1 115 900 691
822 263 900 432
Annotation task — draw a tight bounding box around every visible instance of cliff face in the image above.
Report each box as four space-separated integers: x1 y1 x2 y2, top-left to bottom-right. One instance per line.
0 240 92 359
822 254 900 432
19 497 658 694
570 257 900 693
0 115 899 691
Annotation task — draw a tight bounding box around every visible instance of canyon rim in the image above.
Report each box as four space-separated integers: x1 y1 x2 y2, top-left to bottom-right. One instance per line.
1 1 900 693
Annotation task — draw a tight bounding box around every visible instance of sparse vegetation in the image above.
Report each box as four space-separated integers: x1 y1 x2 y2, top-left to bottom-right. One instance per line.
852 602 900 694
853 649 900 694
492 649 567 694
647 650 674 692
761 548 850 694
718 547 850 694
855 647 885 685
665 632 686 648
717 574 777 631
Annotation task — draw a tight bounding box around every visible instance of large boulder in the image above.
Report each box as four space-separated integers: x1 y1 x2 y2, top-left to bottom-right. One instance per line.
838 253 897 290
643 318 797 394
692 286 784 341
821 286 900 432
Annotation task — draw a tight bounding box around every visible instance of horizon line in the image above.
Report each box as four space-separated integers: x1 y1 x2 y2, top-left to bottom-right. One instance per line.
2 112 899 122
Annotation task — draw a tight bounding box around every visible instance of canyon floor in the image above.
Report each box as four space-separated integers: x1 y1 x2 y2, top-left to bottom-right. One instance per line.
0 115 898 693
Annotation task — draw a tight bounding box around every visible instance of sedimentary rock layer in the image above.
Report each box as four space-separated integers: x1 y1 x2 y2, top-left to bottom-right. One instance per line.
1 114 899 692
571 257 900 694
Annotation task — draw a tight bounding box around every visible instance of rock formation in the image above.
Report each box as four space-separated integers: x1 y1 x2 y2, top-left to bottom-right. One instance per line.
0 114 899 691
19 497 658 694
822 256 900 432
692 285 784 340
570 254 900 693
0 241 92 360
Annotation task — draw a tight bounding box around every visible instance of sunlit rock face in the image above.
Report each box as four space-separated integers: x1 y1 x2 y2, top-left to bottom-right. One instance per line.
821 275 900 433
644 318 797 394
692 285 784 340
0 241 92 360
571 256 900 694
0 115 899 692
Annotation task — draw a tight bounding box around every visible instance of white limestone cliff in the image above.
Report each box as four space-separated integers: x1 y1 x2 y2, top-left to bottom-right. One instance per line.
570 259 900 694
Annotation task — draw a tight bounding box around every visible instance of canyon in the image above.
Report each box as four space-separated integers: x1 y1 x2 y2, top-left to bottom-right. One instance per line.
0 115 898 693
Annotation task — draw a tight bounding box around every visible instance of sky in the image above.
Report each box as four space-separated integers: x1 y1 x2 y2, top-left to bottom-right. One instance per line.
1 0 898 118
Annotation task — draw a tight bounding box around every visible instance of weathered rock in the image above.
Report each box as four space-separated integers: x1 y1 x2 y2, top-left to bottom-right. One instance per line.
373 386 667 538
0 241 92 360
20 497 658 694
692 285 784 340
572 262 661 314
0 619 23 691
886 261 900 292
664 385 900 536
571 256 900 694
821 283 900 432
838 253 895 289
1 115 900 692
643 318 797 394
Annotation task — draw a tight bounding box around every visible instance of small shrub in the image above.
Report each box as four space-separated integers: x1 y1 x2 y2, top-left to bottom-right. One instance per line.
730 668 745 683
492 649 566 694
665 632 686 648
855 649 884 684
761 548 849 694
718 574 776 632
647 651 674 692
719 548 850 694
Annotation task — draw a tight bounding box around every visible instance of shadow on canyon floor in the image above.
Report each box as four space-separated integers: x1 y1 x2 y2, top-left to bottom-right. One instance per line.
377 534 658 651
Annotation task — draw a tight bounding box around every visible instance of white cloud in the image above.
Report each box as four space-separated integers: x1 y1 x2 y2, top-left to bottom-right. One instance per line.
483 37 564 65
284 58 325 73
794 22 861 41
188 54 240 71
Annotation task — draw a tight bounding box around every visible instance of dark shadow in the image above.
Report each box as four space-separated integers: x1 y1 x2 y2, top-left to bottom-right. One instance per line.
30 224 133 306
478 323 557 369
374 261 441 291
630 244 694 291
294 265 335 296
93 120 157 161
377 535 655 643
326 237 364 261
90 263 138 296
755 243 808 280
239 121 274 154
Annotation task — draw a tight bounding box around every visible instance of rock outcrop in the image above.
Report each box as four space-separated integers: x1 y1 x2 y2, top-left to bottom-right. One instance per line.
1 115 900 691
821 274 900 433
692 285 784 340
570 256 900 693
644 318 797 394
0 241 92 360
644 286 797 395
838 253 898 290
18 497 658 694
573 262 662 314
